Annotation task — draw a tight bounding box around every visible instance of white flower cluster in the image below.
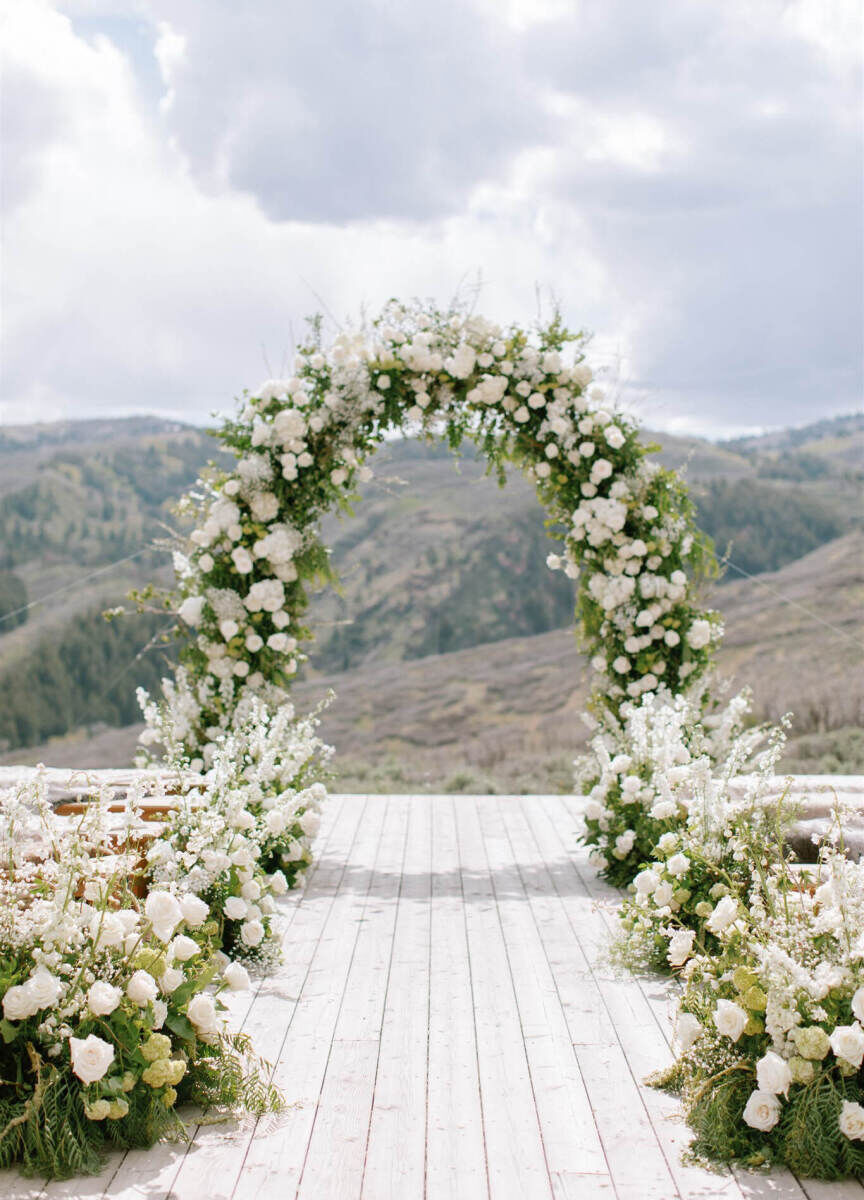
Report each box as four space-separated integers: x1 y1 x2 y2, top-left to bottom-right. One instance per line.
0 775 254 1128
605 703 864 1172
144 697 330 963
578 684 764 884
144 300 719 766
671 842 864 1156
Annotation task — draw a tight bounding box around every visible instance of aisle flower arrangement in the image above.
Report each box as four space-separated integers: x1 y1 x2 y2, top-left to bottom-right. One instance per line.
577 683 766 887
660 837 864 1178
0 775 281 1179
591 688 864 1178
141 694 330 965
613 720 792 973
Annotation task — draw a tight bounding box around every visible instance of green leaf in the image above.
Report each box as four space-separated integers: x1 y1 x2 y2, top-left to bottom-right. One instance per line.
0 1018 20 1044
165 1012 196 1042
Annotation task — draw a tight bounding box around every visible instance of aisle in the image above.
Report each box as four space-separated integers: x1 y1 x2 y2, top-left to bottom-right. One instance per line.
3 795 861 1200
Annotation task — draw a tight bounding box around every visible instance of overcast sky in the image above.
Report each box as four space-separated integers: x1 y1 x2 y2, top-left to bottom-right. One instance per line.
2 0 861 438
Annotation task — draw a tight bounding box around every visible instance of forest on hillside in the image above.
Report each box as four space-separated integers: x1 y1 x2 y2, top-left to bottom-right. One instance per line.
0 413 860 754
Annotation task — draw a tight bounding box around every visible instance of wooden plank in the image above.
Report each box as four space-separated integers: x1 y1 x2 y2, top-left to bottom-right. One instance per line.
362 795 432 1199
524 794 747 1200
455 795 554 1200
295 795 411 1199
162 793 374 1200
226 794 389 1200
476 795 611 1194
557 797 823 1200
425 796 489 1200
798 1180 864 1200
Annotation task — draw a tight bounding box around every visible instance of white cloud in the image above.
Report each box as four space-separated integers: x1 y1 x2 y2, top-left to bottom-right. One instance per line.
2 0 861 435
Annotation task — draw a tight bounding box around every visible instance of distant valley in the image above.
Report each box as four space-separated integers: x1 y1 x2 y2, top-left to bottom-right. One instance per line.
0 412 861 788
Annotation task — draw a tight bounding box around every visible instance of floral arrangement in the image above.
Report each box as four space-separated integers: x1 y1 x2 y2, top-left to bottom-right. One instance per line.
591 687 864 1178
139 301 720 766
0 775 280 1179
661 837 864 1178
613 720 793 973
141 694 329 965
578 683 766 887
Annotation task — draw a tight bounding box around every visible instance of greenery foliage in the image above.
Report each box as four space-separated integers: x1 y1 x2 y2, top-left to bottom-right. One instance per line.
0 608 177 751
695 479 847 577
0 572 27 631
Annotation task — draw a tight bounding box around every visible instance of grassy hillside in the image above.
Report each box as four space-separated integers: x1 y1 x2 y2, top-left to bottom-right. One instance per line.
8 531 862 788
0 413 859 755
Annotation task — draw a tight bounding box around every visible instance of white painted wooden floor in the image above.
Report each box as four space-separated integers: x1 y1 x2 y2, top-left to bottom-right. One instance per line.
4 794 863 1200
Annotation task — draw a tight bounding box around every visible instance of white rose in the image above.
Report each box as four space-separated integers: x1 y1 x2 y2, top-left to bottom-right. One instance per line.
250 492 279 523
742 1089 781 1132
269 870 288 896
667 929 696 968
653 882 674 907
178 596 205 626
187 993 220 1034
232 546 254 574
115 909 139 935
224 896 248 921
839 1100 864 1140
2 984 36 1021
240 879 261 902
69 1034 115 1085
159 966 184 994
675 1012 703 1052
126 970 159 1007
91 912 125 949
179 895 209 928
145 891 183 941
25 967 62 1010
299 811 321 838
714 999 748 1043
829 1022 864 1068
87 981 122 1017
152 999 168 1029
755 1051 792 1096
265 808 287 835
706 895 739 935
634 869 659 895
240 919 265 947
851 987 864 1024
686 619 713 650
170 935 200 962
223 962 251 991
666 853 690 877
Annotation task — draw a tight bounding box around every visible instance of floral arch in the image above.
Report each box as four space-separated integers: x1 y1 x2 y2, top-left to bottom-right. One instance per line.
143 300 721 766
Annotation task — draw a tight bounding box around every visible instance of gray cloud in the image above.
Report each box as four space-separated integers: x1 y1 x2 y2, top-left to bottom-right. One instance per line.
144 0 550 222
2 0 861 434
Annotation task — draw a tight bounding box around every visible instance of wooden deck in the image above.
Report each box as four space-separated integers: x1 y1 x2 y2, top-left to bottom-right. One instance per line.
3 793 863 1200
